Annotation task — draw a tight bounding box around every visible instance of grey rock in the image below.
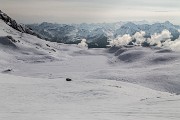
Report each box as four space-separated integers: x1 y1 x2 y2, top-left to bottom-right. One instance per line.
66 78 72 81
0 10 42 39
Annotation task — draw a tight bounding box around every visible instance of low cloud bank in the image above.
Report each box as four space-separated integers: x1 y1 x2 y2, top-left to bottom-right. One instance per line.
109 34 132 46
78 39 88 48
109 30 180 51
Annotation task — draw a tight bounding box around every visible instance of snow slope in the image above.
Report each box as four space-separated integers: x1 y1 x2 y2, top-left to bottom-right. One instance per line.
1 73 180 120
0 19 71 68
1 46 180 120
1 13 180 120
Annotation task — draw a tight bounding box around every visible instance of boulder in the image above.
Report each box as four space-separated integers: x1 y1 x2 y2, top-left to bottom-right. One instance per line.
26 28 34 35
17 24 25 32
66 78 72 81
7 36 17 43
0 36 17 48
0 13 2 19
2 69 13 73
10 19 18 29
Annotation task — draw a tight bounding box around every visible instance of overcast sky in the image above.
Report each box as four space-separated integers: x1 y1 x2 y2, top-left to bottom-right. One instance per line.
0 0 180 24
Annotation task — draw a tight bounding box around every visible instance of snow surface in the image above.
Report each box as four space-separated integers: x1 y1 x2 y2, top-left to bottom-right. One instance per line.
0 19 180 120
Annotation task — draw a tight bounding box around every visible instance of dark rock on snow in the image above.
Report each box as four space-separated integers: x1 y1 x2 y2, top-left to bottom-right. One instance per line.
66 78 72 81
2 69 13 73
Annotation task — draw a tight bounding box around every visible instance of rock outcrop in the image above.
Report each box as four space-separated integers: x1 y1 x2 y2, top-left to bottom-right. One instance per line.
0 10 42 39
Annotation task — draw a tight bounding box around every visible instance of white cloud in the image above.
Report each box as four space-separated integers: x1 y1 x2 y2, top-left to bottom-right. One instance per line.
78 39 88 48
162 38 180 51
132 31 146 45
109 29 180 51
110 34 132 46
147 29 172 47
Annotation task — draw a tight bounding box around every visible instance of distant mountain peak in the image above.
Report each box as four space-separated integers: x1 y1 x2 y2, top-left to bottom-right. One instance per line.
28 20 180 47
124 22 137 26
164 21 171 24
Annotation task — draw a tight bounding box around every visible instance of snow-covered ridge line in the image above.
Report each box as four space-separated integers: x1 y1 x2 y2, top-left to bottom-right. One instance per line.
0 10 42 39
0 13 69 65
28 21 180 48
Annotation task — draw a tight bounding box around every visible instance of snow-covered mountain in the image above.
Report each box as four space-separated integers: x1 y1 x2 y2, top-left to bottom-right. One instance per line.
115 21 180 39
28 21 180 48
28 22 116 48
0 11 69 65
0 10 42 39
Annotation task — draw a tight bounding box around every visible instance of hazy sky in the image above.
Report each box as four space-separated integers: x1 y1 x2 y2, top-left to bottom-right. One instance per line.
0 0 180 24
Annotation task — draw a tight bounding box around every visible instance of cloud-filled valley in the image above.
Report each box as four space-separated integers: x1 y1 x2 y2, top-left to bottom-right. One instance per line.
110 29 180 51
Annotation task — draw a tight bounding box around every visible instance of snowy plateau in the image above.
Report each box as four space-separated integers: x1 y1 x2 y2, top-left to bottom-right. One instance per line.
0 11 180 120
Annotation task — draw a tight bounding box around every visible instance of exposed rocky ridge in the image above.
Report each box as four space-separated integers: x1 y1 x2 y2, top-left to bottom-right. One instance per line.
0 10 42 39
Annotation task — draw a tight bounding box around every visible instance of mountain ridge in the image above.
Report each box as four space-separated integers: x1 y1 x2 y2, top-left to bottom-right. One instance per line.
28 21 180 48
0 10 42 39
